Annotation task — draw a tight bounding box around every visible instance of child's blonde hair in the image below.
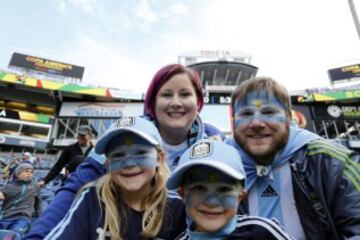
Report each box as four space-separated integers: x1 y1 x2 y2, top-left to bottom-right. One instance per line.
96 149 169 240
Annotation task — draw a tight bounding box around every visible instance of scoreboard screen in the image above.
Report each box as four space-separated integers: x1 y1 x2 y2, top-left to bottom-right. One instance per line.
204 92 232 104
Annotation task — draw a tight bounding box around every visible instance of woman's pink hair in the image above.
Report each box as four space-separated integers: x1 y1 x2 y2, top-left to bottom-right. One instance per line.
145 64 204 119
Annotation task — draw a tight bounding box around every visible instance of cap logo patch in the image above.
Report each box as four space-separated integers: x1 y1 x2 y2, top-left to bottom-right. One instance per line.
115 117 135 128
190 141 212 158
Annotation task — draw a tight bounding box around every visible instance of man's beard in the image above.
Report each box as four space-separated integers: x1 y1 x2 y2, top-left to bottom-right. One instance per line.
234 128 289 166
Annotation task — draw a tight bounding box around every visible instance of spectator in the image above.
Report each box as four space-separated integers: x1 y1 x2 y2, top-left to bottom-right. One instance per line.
0 163 41 237
227 76 360 239
44 116 186 239
22 152 34 165
168 139 293 240
38 125 94 187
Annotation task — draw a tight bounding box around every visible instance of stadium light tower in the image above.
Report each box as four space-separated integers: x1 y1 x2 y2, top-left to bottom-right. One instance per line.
348 0 360 41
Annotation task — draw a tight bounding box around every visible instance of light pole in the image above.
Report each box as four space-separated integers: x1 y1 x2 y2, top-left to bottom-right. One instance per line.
348 0 360 41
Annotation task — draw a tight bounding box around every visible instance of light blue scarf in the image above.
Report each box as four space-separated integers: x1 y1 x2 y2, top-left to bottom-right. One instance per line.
187 216 237 240
226 125 321 191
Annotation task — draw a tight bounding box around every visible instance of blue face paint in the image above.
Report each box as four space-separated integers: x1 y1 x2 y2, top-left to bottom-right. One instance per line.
106 133 158 172
233 91 288 128
184 167 241 211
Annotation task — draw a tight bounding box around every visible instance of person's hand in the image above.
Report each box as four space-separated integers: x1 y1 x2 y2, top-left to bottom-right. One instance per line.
37 180 45 188
0 191 5 200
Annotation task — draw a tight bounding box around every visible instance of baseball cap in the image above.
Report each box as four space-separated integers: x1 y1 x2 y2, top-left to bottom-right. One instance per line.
77 125 93 137
95 116 162 155
167 139 246 190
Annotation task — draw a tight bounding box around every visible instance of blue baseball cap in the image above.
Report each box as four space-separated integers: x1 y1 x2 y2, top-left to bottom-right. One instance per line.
95 116 162 155
167 139 246 190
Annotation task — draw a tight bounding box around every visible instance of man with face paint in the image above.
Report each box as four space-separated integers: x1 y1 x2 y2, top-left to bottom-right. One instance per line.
227 77 360 240
44 116 186 240
168 139 293 240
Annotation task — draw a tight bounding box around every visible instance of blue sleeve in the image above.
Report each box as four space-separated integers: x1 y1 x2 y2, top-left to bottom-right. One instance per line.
43 188 96 240
23 156 106 239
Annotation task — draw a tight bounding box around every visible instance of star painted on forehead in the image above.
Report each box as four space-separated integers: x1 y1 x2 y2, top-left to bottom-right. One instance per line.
253 99 263 109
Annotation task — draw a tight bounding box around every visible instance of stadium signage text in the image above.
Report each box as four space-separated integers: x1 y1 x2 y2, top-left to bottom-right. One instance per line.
313 104 360 119
204 92 232 104
328 64 360 83
75 107 122 117
345 90 360 98
9 52 85 79
60 102 144 118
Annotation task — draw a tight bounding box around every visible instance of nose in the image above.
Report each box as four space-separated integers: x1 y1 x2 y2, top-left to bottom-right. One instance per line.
248 113 266 128
203 193 220 206
170 95 182 107
121 159 137 169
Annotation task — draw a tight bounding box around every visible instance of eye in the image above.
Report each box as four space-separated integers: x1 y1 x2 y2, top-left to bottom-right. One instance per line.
159 92 173 98
134 149 148 156
110 152 126 158
217 186 233 193
239 109 254 117
180 91 193 97
190 185 207 193
261 107 279 115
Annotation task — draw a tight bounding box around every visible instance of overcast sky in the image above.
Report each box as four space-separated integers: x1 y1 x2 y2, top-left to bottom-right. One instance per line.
0 0 359 93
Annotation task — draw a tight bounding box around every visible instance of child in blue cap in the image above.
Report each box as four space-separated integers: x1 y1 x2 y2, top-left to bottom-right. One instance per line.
45 116 186 240
167 139 293 240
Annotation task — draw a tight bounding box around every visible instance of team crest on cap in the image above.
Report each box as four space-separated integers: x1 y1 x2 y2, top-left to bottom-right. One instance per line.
190 141 212 159
115 117 135 128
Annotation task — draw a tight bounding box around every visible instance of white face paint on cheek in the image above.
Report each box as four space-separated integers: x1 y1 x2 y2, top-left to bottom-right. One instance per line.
108 144 158 172
185 182 240 210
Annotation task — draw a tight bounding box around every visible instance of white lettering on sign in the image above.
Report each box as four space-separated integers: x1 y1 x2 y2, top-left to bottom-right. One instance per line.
0 109 6 117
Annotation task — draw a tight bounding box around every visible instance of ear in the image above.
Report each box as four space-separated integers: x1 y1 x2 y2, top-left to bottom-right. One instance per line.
104 158 110 166
238 190 247 202
177 186 186 200
157 150 165 166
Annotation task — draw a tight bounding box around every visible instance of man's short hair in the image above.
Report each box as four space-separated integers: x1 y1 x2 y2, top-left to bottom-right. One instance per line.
231 76 292 115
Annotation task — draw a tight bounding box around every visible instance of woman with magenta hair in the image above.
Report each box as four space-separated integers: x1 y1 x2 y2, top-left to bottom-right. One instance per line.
145 64 224 171
24 64 225 239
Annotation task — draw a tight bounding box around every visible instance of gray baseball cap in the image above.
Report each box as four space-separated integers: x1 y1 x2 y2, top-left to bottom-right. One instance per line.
167 139 246 190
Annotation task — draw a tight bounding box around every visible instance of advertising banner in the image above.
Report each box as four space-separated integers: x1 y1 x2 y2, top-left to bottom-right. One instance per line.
59 102 144 118
328 64 360 83
0 108 51 124
312 103 360 119
9 52 85 79
0 134 48 149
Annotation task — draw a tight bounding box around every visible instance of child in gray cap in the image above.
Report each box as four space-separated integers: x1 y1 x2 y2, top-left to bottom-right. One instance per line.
167 139 294 240
0 163 41 238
